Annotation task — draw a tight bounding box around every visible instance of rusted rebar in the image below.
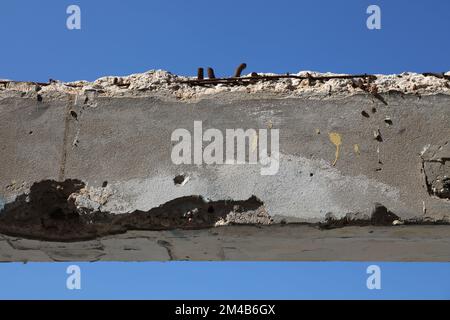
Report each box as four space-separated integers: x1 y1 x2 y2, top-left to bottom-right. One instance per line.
197 67 204 80
352 78 387 105
233 63 247 77
207 67 216 79
0 71 447 91
182 73 378 86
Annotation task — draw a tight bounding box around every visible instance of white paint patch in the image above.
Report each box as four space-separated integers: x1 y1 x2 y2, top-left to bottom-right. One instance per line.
96 153 402 222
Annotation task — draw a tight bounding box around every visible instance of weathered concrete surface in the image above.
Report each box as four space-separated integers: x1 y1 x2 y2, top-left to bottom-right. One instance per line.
1 73 450 259
1 225 450 262
2 93 450 222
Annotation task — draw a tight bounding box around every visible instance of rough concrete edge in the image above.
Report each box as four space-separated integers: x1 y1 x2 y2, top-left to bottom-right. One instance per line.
1 70 449 104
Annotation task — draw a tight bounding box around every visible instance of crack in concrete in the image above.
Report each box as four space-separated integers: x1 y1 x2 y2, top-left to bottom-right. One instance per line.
156 239 175 260
58 95 74 181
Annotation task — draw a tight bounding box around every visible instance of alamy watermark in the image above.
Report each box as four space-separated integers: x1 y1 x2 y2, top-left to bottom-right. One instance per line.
66 5 81 30
366 265 381 290
66 265 81 290
171 121 279 175
366 5 381 30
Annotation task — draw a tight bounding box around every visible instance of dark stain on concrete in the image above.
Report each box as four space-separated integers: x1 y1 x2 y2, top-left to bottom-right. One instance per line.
320 204 400 229
0 179 265 241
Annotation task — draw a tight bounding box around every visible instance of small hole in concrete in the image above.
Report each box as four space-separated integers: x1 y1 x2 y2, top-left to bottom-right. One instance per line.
371 107 377 113
384 118 393 125
28 131 33 135
102 181 108 188
310 173 314 177
70 110 78 120
361 110 370 118
173 175 186 185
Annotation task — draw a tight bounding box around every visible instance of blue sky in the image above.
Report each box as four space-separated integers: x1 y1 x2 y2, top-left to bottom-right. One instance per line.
0 0 449 300
0 262 449 300
0 0 449 82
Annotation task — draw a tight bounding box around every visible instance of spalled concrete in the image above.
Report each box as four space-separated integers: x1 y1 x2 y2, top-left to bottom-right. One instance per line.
1 70 450 260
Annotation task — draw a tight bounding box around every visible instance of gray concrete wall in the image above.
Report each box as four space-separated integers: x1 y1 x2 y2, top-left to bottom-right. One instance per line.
2 93 450 223
1 90 450 260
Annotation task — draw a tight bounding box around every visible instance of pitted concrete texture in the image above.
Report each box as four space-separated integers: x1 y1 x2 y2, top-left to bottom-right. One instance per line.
1 226 450 262
2 93 450 221
1 72 450 258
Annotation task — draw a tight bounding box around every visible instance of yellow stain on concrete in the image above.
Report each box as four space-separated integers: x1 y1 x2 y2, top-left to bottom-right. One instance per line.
354 144 360 155
329 132 342 166
251 132 258 152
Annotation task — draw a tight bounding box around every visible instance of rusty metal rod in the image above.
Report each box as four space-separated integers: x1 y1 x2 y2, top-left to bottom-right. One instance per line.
233 63 247 77
207 67 216 79
181 73 378 85
0 72 447 89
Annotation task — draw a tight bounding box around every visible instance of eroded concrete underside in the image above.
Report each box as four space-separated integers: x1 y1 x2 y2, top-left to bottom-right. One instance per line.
1 72 450 260
1 226 450 262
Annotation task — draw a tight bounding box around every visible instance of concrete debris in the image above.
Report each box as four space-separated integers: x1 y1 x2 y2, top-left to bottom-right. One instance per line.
69 185 114 212
215 206 272 226
430 176 450 199
1 70 449 101
421 142 450 200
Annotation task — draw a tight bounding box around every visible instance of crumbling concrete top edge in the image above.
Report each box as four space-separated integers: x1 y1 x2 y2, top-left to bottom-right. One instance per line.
1 69 449 102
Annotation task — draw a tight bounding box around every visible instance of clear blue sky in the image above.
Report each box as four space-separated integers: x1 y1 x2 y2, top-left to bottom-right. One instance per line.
0 0 449 300
0 0 449 82
0 262 449 299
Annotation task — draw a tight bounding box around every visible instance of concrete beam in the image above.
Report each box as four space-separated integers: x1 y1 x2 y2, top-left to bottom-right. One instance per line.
1 226 450 262
1 71 449 260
